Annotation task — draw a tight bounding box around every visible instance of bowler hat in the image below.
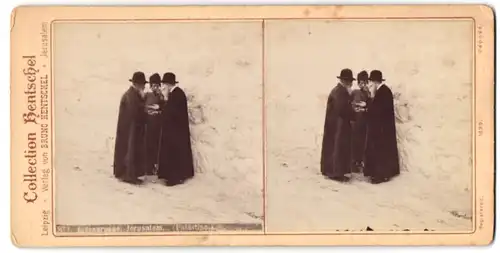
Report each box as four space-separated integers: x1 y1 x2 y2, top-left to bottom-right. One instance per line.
368 70 386 82
357 70 369 81
337 68 356 81
161 72 179 84
129 71 148 84
149 73 161 84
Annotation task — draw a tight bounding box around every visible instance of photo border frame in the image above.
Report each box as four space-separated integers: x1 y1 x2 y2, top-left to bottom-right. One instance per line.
10 5 494 246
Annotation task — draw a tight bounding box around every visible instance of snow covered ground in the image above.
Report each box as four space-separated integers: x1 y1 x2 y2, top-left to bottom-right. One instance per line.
264 20 474 232
54 22 264 225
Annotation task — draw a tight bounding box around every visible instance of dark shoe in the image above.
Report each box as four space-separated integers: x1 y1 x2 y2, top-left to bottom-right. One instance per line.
322 173 333 179
351 164 361 173
328 175 350 182
121 177 144 185
352 161 365 173
164 179 182 187
370 177 389 184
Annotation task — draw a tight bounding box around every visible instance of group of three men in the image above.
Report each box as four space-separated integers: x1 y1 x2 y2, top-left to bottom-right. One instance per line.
321 69 400 184
113 71 195 186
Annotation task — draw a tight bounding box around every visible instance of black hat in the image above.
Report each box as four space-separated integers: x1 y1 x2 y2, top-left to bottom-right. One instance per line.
357 70 369 81
149 73 161 84
337 68 356 81
161 72 179 84
129 71 148 84
368 70 386 82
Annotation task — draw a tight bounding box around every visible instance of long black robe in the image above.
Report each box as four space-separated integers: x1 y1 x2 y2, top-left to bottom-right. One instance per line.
158 87 195 183
351 89 370 165
113 86 147 180
144 91 163 175
364 84 400 179
320 83 355 177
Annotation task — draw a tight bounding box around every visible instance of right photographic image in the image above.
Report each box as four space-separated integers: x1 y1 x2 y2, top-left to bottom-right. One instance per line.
264 19 473 232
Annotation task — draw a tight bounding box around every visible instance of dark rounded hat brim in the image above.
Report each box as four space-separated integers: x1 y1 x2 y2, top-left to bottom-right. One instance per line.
337 76 356 81
161 81 179 84
129 79 149 83
368 78 385 81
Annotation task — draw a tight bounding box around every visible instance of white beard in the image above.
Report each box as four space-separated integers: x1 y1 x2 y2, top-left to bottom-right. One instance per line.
346 86 353 95
160 85 169 100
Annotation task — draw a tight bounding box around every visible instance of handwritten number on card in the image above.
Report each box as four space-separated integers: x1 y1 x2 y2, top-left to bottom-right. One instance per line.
477 25 484 54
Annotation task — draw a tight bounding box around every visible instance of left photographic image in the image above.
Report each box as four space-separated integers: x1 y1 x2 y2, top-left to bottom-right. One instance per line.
53 21 264 233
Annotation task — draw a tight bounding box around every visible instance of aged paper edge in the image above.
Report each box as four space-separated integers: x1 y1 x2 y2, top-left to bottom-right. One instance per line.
10 5 494 247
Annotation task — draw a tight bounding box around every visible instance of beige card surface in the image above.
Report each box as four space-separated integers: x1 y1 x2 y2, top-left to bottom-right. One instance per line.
10 5 494 247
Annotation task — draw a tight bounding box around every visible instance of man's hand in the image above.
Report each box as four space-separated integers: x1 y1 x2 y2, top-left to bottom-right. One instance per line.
147 104 160 110
356 101 367 107
354 107 366 113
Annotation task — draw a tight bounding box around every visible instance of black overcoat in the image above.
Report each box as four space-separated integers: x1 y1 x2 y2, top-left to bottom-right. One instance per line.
144 91 163 175
364 84 400 179
320 83 355 177
157 87 195 183
113 86 147 180
351 89 370 164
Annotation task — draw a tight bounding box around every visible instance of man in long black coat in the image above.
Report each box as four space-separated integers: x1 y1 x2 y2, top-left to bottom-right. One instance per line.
320 69 356 182
158 72 195 186
351 70 370 172
143 73 164 179
113 72 148 185
364 70 400 184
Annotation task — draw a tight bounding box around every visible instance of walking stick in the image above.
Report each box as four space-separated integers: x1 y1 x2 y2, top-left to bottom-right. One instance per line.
155 126 162 177
155 98 166 178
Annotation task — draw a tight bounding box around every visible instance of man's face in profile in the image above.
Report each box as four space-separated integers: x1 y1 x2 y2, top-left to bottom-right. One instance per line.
159 83 169 97
133 83 146 97
367 80 381 97
369 80 380 87
341 79 353 94
135 83 146 91
166 83 176 91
